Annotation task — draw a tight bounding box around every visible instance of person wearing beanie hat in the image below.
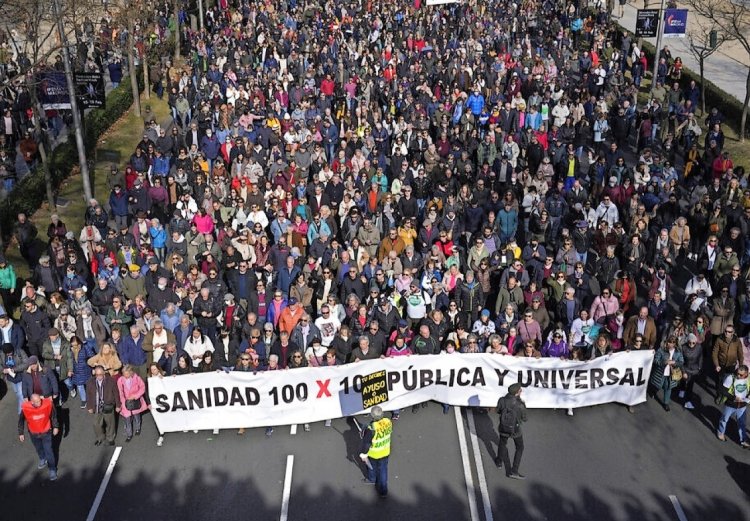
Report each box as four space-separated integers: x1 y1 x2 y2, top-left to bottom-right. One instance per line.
359 404 393 497
21 354 59 401
494 382 527 479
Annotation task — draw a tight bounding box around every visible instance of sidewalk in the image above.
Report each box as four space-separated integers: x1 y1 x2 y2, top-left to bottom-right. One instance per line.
617 1 747 102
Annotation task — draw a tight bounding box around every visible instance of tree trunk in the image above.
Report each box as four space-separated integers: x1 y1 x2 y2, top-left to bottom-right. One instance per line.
174 0 181 60
127 20 141 117
743 66 750 143
700 57 705 116
142 47 151 101
28 81 56 211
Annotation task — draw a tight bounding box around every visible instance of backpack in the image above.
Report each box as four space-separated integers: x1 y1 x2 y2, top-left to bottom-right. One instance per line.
499 399 518 434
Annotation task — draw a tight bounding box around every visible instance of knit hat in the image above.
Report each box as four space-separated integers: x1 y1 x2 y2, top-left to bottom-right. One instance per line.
508 383 522 395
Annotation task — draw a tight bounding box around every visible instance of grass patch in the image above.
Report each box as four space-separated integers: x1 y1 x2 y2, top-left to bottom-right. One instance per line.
5 95 170 281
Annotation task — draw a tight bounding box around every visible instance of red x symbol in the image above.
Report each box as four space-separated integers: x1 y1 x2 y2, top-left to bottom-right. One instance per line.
316 379 332 398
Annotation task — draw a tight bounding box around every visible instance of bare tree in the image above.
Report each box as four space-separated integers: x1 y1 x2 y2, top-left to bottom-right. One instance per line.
684 0 750 140
685 18 732 116
0 0 67 210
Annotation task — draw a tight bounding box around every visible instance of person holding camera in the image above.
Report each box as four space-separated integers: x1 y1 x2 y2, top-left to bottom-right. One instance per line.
85 365 121 446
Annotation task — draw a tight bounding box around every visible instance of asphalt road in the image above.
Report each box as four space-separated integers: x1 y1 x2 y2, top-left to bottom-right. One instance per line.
1 376 748 521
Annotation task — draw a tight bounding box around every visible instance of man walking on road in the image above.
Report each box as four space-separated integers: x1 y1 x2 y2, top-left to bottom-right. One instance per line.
716 364 749 448
359 405 392 498
18 393 59 481
85 365 121 446
495 383 528 479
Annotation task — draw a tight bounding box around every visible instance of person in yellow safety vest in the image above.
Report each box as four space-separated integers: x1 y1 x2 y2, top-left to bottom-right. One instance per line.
359 405 392 498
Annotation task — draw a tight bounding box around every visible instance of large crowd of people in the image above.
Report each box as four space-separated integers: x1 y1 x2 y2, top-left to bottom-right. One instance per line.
2 0 750 470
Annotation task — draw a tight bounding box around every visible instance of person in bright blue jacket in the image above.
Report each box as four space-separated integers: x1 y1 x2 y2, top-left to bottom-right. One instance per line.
466 89 485 116
200 129 221 169
149 219 168 265
108 185 129 230
497 203 519 243
150 150 170 179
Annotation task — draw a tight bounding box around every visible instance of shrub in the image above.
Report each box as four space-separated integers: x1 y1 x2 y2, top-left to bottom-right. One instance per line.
1 79 138 238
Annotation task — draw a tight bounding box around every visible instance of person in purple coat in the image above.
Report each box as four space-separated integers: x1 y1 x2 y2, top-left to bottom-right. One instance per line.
541 329 570 359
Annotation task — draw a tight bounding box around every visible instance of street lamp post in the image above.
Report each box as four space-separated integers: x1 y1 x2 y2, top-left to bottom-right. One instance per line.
52 0 93 202
650 0 667 93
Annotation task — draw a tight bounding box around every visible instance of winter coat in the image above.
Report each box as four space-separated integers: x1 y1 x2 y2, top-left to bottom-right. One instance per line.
85 374 120 412
0 320 26 353
681 343 703 378
0 264 16 289
649 347 684 390
712 335 744 370
71 342 96 386
117 373 148 417
109 190 129 217
290 323 322 351
41 338 74 379
2 347 29 383
119 334 147 366
22 367 59 399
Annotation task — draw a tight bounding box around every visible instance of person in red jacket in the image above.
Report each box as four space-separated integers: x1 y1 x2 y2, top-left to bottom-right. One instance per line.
18 394 59 481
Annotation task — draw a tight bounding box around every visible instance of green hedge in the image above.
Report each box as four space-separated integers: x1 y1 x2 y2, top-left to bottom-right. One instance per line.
624 26 749 137
0 79 138 237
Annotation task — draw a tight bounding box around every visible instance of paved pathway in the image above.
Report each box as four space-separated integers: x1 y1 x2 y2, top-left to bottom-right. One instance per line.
617 0 748 102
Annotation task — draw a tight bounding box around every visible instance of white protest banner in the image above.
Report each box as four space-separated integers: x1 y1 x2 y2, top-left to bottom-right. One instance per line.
149 351 654 433
426 0 460 4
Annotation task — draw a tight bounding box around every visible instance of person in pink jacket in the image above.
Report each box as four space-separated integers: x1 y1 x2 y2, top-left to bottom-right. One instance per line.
117 364 148 442
192 208 215 235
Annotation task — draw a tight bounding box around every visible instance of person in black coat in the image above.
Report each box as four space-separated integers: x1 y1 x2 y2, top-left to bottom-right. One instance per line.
339 267 367 302
213 329 241 370
494 383 528 479
20 303 50 357
331 325 354 364
269 332 301 369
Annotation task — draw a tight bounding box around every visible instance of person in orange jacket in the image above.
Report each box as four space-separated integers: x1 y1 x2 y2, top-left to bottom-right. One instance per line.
18 394 59 481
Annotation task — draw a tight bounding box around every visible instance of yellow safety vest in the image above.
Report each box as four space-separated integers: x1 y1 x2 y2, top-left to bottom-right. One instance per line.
367 418 392 459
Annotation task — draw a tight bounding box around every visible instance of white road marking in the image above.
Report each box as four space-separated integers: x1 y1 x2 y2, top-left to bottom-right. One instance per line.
669 495 688 521
467 410 494 521
86 446 122 521
280 455 294 521
454 407 480 521
290 424 297 435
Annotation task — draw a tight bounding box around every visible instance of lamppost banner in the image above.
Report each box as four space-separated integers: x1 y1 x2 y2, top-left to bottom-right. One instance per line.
74 72 106 109
664 8 688 38
635 9 659 38
38 72 71 110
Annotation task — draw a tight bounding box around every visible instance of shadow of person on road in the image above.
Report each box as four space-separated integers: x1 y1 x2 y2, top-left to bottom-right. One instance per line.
472 407 499 460
339 416 368 478
724 455 750 498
